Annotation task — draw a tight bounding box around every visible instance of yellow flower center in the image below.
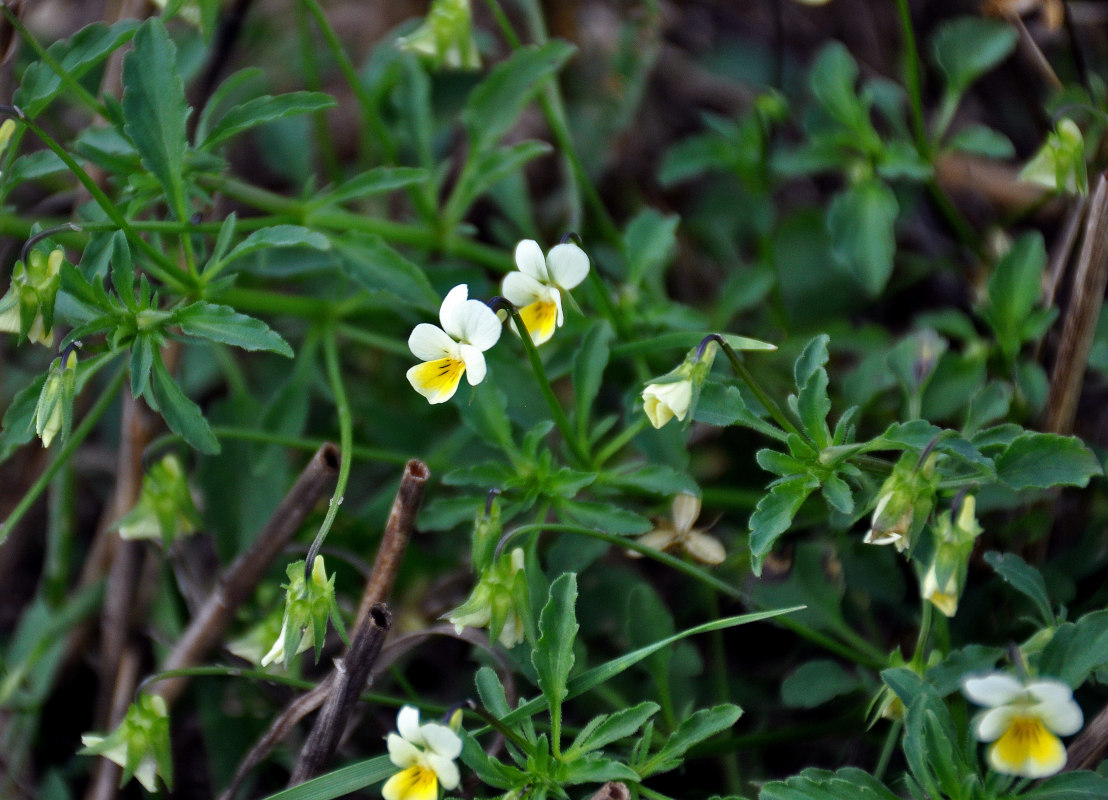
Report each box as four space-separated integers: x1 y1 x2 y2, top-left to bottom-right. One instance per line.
991 715 1064 775
408 357 466 402
383 765 440 800
518 299 558 345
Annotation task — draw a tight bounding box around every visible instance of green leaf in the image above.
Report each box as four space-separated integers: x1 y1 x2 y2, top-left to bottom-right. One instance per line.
793 335 832 448
821 473 854 515
605 465 698 496
760 767 901 800
209 226 331 277
626 208 680 289
335 235 440 313
0 374 47 459
446 140 553 226
200 91 336 150
129 334 155 398
983 551 1054 626
1020 771 1108 799
808 42 868 132
1039 610 1108 687
980 232 1048 357
932 16 1018 97
320 167 429 206
121 19 189 220
781 660 860 708
248 755 394 800
694 381 785 441
475 666 511 718
995 432 1102 490
532 573 578 712
828 179 898 295
559 500 652 535
148 353 219 454
748 476 817 575
172 303 293 357
567 701 659 756
457 384 513 452
946 124 1015 158
573 321 612 439
463 41 576 153
642 704 742 776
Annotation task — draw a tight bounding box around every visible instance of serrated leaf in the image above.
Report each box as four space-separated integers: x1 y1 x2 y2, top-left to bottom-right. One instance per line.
335 235 440 313
748 476 817 574
148 353 219 454
760 767 901 800
568 701 659 756
200 91 336 150
475 666 511 718
932 16 1018 97
121 19 189 220
984 551 1054 626
980 232 1048 357
559 500 651 535
995 432 1102 490
821 474 853 515
210 225 331 277
172 302 293 356
643 704 741 776
561 757 640 785
828 179 898 295
463 41 576 153
321 167 429 206
533 573 578 712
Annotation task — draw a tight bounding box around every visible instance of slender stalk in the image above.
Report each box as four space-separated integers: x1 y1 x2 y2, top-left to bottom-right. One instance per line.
296 0 340 182
893 0 928 156
594 415 649 467
0 362 127 546
304 327 354 575
715 336 806 441
703 587 741 793
910 600 934 671
874 718 903 781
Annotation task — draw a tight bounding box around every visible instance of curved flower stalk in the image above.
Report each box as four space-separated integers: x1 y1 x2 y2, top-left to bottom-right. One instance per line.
501 239 590 346
631 493 725 566
962 672 1083 778
407 284 502 404
382 705 463 800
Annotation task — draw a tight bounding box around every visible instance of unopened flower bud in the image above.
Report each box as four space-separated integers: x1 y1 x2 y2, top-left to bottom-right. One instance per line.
864 452 937 551
397 0 480 70
446 547 528 648
641 338 719 429
0 247 64 346
80 694 173 793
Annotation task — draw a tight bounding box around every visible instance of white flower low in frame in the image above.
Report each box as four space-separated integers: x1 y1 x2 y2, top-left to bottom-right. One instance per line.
382 706 463 800
407 284 502 404
962 672 1083 778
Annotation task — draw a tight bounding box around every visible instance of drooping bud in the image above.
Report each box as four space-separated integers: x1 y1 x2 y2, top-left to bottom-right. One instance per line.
32 348 77 448
80 694 173 793
0 246 64 346
116 454 202 545
920 495 982 617
446 547 529 648
397 0 481 70
863 452 938 551
260 555 347 669
641 337 719 429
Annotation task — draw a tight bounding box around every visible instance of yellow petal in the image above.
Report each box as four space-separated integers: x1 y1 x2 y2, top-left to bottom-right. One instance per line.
407 357 466 404
989 716 1067 777
383 766 439 800
517 299 558 346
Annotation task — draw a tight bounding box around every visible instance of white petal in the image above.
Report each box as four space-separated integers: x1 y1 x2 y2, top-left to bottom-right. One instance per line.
502 271 546 307
397 706 424 744
454 299 502 350
387 733 423 767
514 239 549 282
684 531 726 565
672 493 701 534
975 706 1016 742
460 345 487 385
964 673 1025 707
552 288 565 327
133 756 159 793
421 723 462 759
637 528 679 552
1027 681 1083 735
545 242 589 289
438 284 471 338
427 753 460 790
408 323 458 361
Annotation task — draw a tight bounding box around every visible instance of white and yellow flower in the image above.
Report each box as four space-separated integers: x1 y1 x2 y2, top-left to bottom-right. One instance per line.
632 493 725 566
501 239 589 346
963 672 1083 778
382 706 463 800
407 284 502 404
642 379 693 429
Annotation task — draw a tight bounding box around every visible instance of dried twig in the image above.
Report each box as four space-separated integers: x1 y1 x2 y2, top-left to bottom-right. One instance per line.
152 443 340 706
1065 701 1108 771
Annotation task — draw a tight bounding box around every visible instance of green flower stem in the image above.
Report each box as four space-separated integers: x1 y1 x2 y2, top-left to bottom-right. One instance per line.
874 718 903 781
893 0 928 156
216 287 337 321
502 522 887 669
0 5 114 120
0 361 127 547
18 117 192 292
505 306 591 468
702 586 741 794
296 1 340 182
336 323 415 357
593 415 650 468
716 337 806 442
45 463 76 608
206 175 513 272
470 705 536 756
910 600 933 671
304 327 354 575
298 0 397 166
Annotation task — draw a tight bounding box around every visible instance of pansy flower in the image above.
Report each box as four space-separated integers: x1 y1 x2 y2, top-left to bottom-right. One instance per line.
407 284 502 404
501 239 589 346
382 706 462 800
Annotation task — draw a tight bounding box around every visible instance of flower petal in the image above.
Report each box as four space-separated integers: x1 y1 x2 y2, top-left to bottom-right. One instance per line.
636 528 679 552
397 706 424 744
1027 682 1083 735
975 706 1016 742
988 718 1067 777
438 284 470 338
421 723 462 759
516 299 559 346
426 753 460 790
684 531 726 566
387 734 423 768
383 766 438 800
502 271 546 307
545 242 589 289
407 358 465 404
408 323 458 361
672 493 701 534
454 299 502 350
514 239 549 282
459 344 487 386
964 673 1025 707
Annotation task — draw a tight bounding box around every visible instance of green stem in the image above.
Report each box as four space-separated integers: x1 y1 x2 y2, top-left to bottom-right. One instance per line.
296 0 341 182
19 118 192 292
336 323 414 357
910 600 934 671
0 5 114 119
593 415 649 467
703 587 741 794
304 327 354 573
893 0 928 156
0 362 127 547
874 718 903 781
506 307 591 467
717 338 806 441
